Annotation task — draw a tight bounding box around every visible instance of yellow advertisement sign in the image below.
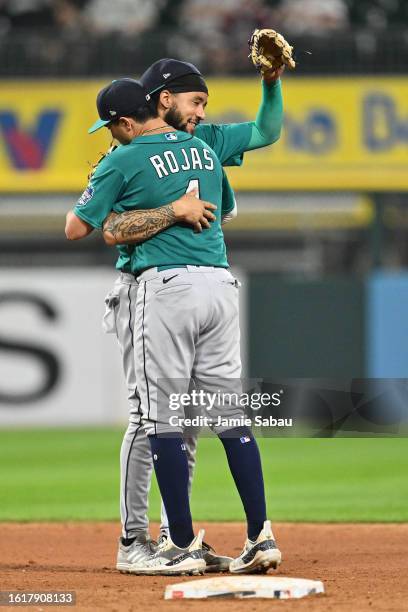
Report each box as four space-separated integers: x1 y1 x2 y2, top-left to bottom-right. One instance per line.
1 78 408 192
208 77 408 191
0 81 114 192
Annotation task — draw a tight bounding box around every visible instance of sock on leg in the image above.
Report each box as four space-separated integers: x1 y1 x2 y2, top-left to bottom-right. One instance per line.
219 426 267 541
149 435 194 548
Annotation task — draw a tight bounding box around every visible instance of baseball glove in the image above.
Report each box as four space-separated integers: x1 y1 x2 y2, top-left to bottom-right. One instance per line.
88 143 117 180
249 29 296 75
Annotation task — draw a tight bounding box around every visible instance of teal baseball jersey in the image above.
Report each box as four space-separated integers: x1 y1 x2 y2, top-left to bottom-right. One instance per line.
195 122 252 167
74 130 228 274
75 122 250 273
113 164 236 273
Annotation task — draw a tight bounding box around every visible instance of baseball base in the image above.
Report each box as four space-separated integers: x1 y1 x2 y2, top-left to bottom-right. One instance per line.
164 576 325 599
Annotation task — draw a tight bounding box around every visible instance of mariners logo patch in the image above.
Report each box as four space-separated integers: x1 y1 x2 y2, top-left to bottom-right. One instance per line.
165 132 178 141
77 184 94 207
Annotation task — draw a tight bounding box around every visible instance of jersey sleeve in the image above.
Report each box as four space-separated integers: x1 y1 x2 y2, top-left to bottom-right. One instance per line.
195 123 252 166
223 153 244 167
221 169 236 215
73 161 127 230
247 79 283 150
196 80 283 162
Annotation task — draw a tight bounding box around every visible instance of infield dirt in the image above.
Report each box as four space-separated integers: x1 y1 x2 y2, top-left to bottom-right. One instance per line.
0 522 407 611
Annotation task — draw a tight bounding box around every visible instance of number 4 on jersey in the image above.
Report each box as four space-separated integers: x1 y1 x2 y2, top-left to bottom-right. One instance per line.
186 179 200 198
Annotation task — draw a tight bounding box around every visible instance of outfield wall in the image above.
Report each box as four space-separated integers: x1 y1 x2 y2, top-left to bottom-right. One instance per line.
366 272 408 377
0 268 128 426
1 267 408 426
0 267 248 426
249 275 365 378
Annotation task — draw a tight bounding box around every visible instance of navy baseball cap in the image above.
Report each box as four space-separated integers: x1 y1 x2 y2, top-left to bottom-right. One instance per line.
140 59 207 99
88 78 148 134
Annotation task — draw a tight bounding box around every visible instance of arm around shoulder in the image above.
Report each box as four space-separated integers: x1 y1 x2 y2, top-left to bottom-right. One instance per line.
102 193 218 245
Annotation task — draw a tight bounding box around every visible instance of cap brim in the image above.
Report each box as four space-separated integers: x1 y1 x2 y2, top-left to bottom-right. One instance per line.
88 118 111 134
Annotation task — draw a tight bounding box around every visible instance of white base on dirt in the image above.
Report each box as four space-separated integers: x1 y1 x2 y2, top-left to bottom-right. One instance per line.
164 576 324 599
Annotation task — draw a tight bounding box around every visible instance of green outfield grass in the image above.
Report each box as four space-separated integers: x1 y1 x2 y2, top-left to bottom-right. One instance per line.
0 428 407 522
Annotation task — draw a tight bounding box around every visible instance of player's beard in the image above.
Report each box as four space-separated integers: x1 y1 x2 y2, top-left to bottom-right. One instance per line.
165 105 193 133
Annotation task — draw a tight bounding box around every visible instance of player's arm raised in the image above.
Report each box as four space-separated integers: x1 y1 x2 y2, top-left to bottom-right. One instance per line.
248 70 284 148
197 74 284 165
195 30 295 166
103 190 217 245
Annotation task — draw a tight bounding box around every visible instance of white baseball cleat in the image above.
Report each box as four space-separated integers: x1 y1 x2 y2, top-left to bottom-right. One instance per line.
116 533 157 573
229 520 282 574
128 529 206 576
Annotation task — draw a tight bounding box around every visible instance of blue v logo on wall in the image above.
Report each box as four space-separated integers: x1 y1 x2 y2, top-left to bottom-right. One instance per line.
0 110 62 170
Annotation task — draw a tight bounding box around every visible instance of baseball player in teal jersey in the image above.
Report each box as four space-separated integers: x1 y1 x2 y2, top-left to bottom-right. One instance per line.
103 60 283 570
66 59 284 573
66 81 243 572
101 172 236 572
76 77 282 575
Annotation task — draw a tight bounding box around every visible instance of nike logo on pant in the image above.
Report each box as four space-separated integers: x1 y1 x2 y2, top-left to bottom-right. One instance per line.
162 274 179 284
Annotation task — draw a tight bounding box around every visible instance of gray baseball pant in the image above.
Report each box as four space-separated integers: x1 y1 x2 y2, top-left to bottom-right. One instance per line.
133 266 244 437
103 272 197 539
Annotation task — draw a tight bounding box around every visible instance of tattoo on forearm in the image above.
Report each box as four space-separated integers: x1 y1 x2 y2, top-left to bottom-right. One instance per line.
103 204 176 244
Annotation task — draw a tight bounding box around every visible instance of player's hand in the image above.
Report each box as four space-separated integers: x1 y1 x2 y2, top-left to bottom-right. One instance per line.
262 65 285 84
172 190 217 233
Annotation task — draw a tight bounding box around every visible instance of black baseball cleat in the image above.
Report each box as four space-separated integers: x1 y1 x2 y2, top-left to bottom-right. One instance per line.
229 520 282 574
202 541 233 573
